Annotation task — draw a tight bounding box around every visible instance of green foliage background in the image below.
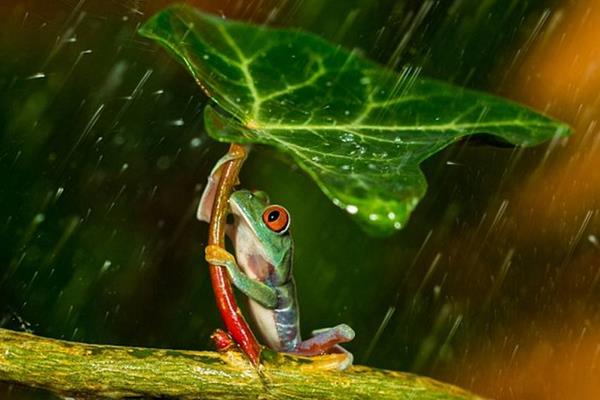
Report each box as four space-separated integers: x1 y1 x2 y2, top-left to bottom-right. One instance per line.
0 0 568 398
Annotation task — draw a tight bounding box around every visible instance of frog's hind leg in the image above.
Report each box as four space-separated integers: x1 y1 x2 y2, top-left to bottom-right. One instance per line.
295 324 354 356
292 324 355 370
197 149 247 223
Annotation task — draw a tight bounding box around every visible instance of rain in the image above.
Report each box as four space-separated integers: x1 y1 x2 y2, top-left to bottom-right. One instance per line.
1 0 599 399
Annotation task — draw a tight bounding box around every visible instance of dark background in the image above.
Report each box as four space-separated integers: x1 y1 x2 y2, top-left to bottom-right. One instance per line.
1 1 599 399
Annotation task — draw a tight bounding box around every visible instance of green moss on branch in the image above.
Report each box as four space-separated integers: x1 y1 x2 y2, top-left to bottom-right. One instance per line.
0 328 482 399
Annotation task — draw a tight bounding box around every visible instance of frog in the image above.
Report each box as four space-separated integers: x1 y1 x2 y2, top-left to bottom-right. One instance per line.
197 153 355 369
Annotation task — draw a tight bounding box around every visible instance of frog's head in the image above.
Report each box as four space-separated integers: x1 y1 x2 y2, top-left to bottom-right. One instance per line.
229 190 293 272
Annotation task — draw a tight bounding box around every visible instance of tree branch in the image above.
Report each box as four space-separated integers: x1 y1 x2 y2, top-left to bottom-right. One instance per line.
0 328 482 399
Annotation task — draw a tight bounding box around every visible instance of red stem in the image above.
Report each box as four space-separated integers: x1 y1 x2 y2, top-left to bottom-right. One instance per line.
207 144 261 364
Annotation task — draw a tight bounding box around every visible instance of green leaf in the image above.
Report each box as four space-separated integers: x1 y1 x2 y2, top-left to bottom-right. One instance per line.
139 4 570 236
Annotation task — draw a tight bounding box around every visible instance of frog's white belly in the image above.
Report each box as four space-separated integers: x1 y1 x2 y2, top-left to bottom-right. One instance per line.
247 283 301 352
232 219 300 351
247 298 282 350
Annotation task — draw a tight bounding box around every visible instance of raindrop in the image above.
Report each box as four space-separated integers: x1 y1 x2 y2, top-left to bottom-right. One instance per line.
26 72 46 80
190 138 202 148
341 133 354 143
346 205 359 214
169 119 185 126
372 151 388 158
100 260 112 273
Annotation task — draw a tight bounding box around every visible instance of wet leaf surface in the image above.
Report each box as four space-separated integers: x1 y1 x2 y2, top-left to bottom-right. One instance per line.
140 4 569 236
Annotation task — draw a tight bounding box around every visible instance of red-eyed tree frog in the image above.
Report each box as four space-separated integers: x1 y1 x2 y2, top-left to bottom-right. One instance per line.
198 153 355 369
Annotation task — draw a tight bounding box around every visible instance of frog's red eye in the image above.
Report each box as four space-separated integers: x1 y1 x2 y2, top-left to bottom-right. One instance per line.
262 205 290 234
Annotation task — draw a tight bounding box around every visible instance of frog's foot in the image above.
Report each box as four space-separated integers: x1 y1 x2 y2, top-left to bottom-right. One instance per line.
291 324 354 370
211 329 235 352
292 324 355 370
205 245 236 266
327 345 354 371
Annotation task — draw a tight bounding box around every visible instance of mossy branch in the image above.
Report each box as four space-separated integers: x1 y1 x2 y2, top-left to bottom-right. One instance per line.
0 328 483 399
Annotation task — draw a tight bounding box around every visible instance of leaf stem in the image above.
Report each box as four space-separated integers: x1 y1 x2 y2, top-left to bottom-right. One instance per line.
207 143 262 364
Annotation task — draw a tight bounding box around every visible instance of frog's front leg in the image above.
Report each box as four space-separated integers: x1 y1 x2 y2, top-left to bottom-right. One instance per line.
205 245 278 309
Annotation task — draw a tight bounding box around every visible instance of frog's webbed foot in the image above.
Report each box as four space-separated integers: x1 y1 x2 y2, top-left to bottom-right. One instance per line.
325 345 354 371
205 244 236 267
299 324 355 354
292 324 355 370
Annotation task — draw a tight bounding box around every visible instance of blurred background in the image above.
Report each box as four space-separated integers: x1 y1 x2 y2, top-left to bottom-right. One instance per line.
0 0 598 399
